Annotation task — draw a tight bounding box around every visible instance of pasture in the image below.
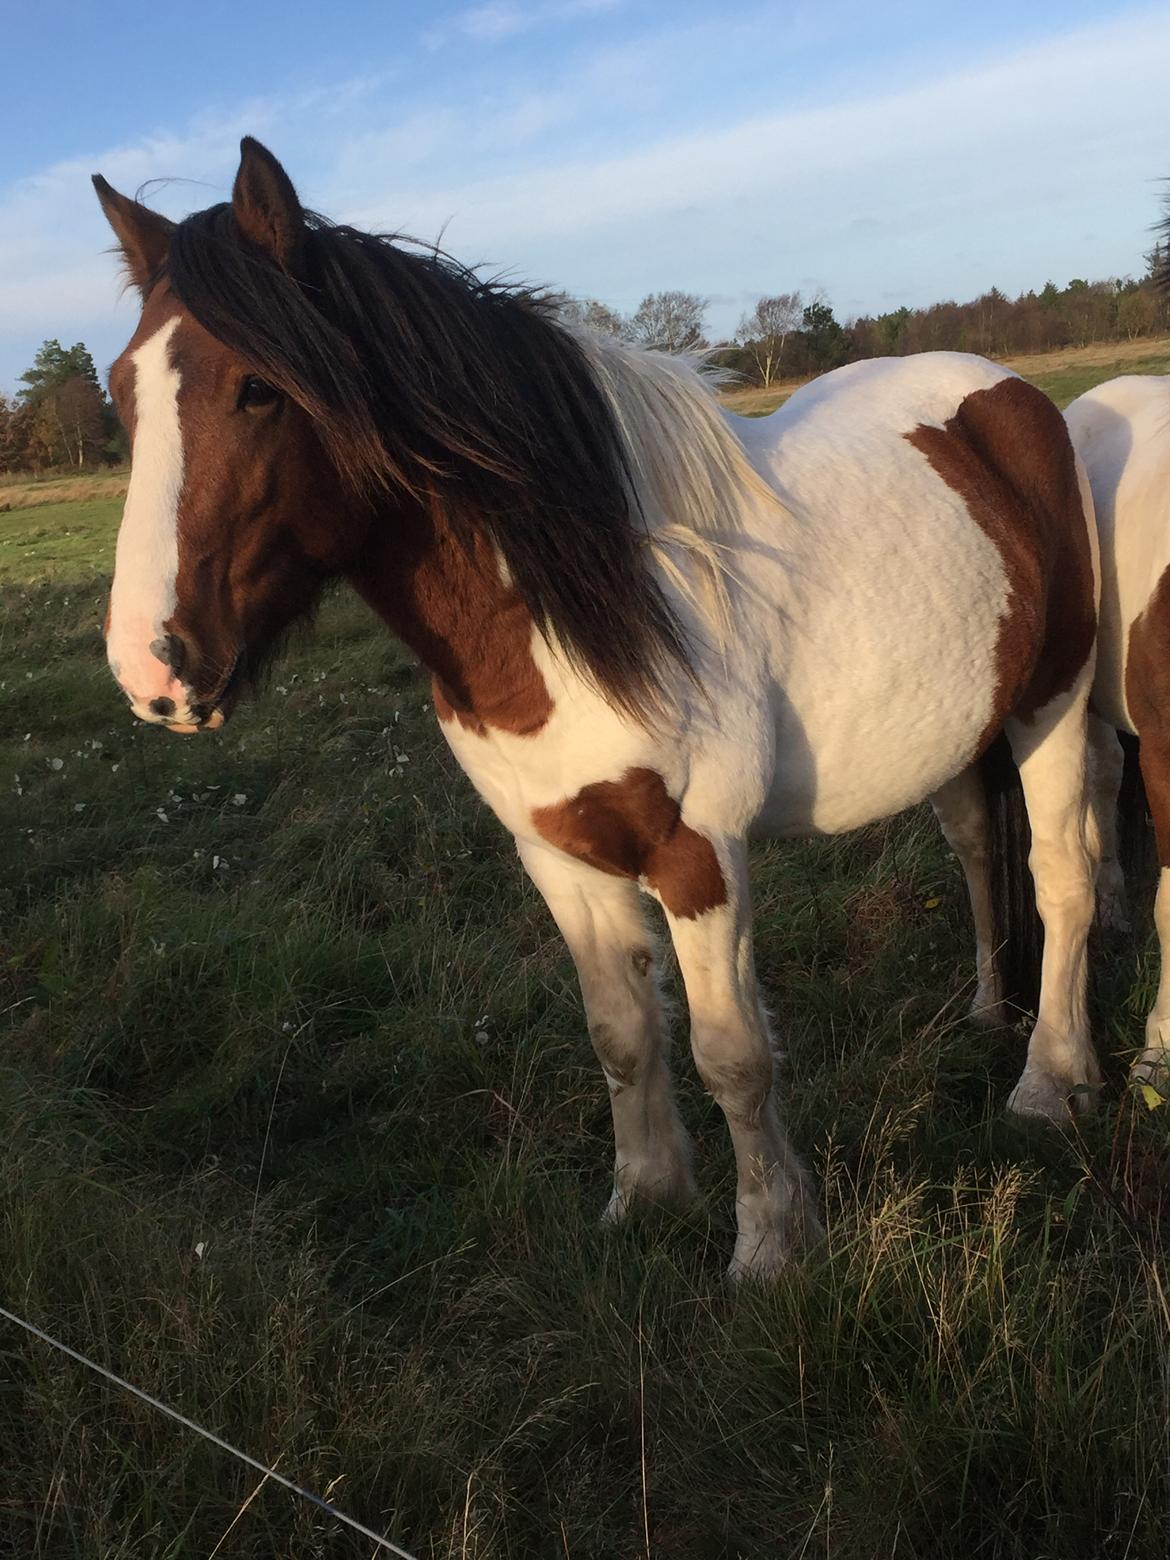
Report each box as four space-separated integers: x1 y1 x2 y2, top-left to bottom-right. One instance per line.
722 334 1170 417
2 349 1170 1558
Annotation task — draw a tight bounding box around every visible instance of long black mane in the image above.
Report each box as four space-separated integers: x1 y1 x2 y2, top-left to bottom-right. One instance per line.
165 205 689 716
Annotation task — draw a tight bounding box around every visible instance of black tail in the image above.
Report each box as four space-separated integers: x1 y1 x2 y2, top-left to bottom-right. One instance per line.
980 734 1043 1019
1115 730 1152 886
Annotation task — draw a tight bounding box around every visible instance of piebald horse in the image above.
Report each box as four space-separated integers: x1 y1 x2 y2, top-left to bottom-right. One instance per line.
93 139 1101 1278
1066 374 1170 1088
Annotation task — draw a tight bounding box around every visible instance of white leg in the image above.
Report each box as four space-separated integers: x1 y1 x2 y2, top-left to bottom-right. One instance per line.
517 839 696 1218
1004 688 1101 1122
931 766 1003 1027
1087 714 1128 931
665 842 819 1281
1133 869 1170 1092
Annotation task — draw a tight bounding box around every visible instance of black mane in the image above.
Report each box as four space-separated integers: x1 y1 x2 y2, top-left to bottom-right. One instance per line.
165 205 689 716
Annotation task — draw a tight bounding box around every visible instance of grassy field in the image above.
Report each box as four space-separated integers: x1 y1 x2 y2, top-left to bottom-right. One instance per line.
721 333 1170 416
3 348 1170 1558
0 467 129 514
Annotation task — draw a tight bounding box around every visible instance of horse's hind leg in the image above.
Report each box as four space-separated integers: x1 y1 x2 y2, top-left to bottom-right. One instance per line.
1005 684 1101 1121
665 839 820 1281
1088 713 1128 931
517 840 696 1218
1129 730 1170 1091
931 766 1003 1028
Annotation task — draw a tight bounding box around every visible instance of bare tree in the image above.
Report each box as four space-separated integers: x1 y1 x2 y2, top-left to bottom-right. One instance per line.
735 292 802 386
627 291 708 353
557 295 627 337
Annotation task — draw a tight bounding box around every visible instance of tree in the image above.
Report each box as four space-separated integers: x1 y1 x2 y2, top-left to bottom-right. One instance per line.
51 377 109 467
875 305 912 355
558 295 626 336
800 297 849 371
13 339 117 470
627 291 708 353
736 292 801 385
1117 286 1156 340
18 339 102 406
0 394 12 473
2 401 37 472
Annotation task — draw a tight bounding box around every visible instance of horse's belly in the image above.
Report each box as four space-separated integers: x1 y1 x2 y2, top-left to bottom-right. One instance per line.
755 600 1004 837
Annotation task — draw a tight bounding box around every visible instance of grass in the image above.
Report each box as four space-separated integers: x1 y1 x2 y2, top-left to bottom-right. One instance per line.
0 467 129 514
3 364 1170 1558
722 333 1170 417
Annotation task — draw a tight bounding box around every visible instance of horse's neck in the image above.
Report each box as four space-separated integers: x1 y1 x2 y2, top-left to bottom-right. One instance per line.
349 502 553 736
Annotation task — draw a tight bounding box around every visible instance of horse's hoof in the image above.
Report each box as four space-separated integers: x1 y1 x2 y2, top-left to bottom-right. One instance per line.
1131 1051 1170 1102
601 1163 698 1224
1006 1068 1093 1125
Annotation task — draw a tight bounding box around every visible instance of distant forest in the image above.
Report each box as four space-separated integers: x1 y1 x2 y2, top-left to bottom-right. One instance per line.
568 241 1170 386
0 340 124 476
4 246 1169 476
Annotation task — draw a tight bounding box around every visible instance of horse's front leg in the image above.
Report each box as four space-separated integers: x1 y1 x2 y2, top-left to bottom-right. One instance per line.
664 840 821 1281
517 839 697 1219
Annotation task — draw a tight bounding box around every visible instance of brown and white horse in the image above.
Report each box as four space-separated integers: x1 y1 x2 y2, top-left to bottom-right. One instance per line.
1065 373 1170 1088
93 138 1102 1278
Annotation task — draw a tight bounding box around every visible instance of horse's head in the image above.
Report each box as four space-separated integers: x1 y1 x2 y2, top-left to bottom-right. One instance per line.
94 140 362 732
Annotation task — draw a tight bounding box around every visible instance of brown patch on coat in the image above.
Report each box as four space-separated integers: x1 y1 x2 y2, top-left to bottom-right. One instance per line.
905 376 1095 755
352 495 553 738
1125 564 1170 865
532 767 727 919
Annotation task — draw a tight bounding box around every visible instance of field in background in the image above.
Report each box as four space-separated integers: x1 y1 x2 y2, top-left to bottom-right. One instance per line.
722 332 1170 416
3 348 1170 1558
0 466 129 513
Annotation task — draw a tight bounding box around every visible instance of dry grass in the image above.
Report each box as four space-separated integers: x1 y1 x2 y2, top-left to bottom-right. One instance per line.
720 333 1170 417
0 468 129 512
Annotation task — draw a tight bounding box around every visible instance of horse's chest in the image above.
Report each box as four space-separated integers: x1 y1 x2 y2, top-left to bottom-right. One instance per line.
436 703 656 844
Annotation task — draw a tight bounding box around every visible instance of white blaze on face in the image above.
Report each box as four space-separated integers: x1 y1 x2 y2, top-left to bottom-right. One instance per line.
107 315 186 720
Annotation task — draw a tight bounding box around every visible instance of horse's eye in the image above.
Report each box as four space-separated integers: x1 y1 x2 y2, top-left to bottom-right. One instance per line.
238 376 280 411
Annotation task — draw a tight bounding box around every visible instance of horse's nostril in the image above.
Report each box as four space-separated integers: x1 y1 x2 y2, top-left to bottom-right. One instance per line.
150 634 186 674
149 696 176 718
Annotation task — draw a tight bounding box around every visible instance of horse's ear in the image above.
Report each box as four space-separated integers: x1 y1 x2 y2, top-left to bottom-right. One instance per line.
232 137 304 271
92 175 174 294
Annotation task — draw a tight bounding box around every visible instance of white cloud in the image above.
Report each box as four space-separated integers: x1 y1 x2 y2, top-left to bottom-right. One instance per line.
2 4 1170 385
423 0 626 49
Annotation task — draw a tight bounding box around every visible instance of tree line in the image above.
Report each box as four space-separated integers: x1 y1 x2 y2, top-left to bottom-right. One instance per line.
4 250 1169 478
0 340 125 476
565 245 1170 386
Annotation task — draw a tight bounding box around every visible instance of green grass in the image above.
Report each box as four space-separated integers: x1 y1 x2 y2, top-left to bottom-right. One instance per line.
2 449 1170 1558
724 337 1170 418
1025 348 1170 409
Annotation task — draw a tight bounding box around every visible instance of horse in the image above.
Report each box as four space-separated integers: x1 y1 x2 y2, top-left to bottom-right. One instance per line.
1065 372 1170 1089
92 137 1102 1279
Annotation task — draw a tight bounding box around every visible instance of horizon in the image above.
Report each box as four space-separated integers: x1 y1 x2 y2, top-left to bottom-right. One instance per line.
3 0 1169 392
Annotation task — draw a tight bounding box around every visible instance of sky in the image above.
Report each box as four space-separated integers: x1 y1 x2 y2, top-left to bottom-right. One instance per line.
3 0 1170 392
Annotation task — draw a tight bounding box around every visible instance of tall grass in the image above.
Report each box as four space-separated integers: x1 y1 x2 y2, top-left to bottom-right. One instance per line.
1 487 1169 1557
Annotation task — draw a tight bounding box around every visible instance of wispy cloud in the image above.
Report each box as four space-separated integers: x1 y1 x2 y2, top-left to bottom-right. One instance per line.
423 0 626 49
342 7 1170 315
2 3 1169 386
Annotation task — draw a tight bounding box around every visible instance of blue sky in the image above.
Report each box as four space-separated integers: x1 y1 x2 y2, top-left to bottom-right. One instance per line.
2 0 1169 391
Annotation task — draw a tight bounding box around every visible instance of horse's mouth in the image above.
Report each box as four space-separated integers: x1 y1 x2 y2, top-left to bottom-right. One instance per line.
164 649 244 734
165 707 227 735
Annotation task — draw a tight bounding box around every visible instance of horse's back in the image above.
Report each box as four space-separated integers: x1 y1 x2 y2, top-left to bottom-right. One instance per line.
1066 375 1170 731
